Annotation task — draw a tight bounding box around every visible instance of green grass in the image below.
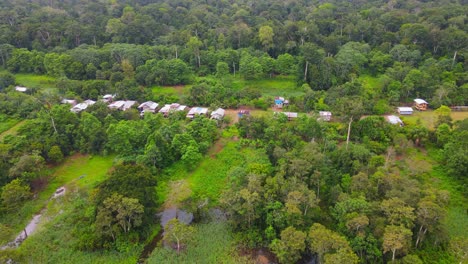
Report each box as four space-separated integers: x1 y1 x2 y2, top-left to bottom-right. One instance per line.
359 74 388 96
409 148 468 240
14 73 57 93
400 110 468 129
16 193 142 264
231 75 301 97
0 114 20 135
147 222 251 264
0 154 115 234
49 154 116 190
151 85 191 99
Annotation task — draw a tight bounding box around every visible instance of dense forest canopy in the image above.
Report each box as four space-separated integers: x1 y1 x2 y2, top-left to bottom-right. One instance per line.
0 0 467 263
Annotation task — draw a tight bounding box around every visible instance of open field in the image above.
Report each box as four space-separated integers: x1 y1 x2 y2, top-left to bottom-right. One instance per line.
0 114 20 135
231 75 301 97
14 74 57 93
0 154 115 234
147 222 251 264
400 110 468 129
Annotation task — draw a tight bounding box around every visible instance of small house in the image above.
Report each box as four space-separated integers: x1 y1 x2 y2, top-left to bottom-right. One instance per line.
186 107 209 119
15 86 28 92
159 103 188 116
397 107 413 115
61 99 77 106
414 99 428 111
70 100 95 113
238 110 250 118
138 101 159 115
274 97 289 108
211 108 225 120
283 112 298 121
102 94 116 103
385 115 403 126
319 111 332 121
108 100 126 110
108 100 136 111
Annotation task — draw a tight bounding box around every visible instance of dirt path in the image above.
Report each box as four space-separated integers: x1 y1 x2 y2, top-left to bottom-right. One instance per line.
1 186 66 250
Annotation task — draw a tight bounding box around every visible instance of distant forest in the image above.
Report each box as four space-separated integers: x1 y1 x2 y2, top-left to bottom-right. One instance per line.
0 1 467 264
0 0 466 108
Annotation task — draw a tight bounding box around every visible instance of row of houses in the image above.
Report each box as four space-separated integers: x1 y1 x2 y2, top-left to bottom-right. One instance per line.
397 99 429 115
64 95 226 120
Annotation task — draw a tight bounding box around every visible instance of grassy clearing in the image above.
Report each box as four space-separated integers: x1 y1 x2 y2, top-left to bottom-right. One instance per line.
0 114 20 135
16 193 141 264
49 154 115 191
14 73 57 92
409 148 468 240
0 120 26 142
0 154 115 234
231 75 301 97
151 85 191 99
400 110 468 129
358 74 387 96
147 222 251 264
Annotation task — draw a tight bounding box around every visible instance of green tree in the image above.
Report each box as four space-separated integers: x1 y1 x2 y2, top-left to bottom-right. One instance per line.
187 36 203 68
1 179 32 211
382 225 412 262
47 145 64 164
270 226 306 264
0 72 15 91
96 193 144 240
308 223 357 264
163 218 195 253
259 25 274 51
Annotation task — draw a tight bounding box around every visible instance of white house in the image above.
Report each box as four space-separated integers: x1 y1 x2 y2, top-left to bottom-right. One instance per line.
108 100 136 111
159 103 188 116
397 107 413 115
15 86 28 92
138 101 159 114
70 100 96 113
186 107 209 119
385 115 404 126
210 108 225 120
319 111 332 121
61 99 77 106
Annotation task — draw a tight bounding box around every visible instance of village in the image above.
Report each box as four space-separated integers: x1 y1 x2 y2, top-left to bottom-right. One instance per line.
14 85 434 127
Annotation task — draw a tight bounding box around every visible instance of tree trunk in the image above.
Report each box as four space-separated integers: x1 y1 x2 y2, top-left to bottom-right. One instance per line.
346 117 353 150
452 50 457 68
304 61 309 81
233 62 236 76
392 249 396 262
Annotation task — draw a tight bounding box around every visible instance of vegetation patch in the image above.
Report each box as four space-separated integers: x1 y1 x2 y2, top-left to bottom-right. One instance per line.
14 74 57 92
0 114 20 135
147 222 251 264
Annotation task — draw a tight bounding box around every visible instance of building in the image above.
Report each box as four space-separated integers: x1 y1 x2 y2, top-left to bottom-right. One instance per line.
159 103 188 116
274 97 289 108
397 107 413 115
61 99 77 106
385 115 404 126
102 94 116 103
319 111 332 121
15 86 28 92
283 112 298 121
238 110 250 118
414 99 428 111
138 101 159 114
186 107 209 119
210 108 225 120
70 100 96 113
108 100 137 111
